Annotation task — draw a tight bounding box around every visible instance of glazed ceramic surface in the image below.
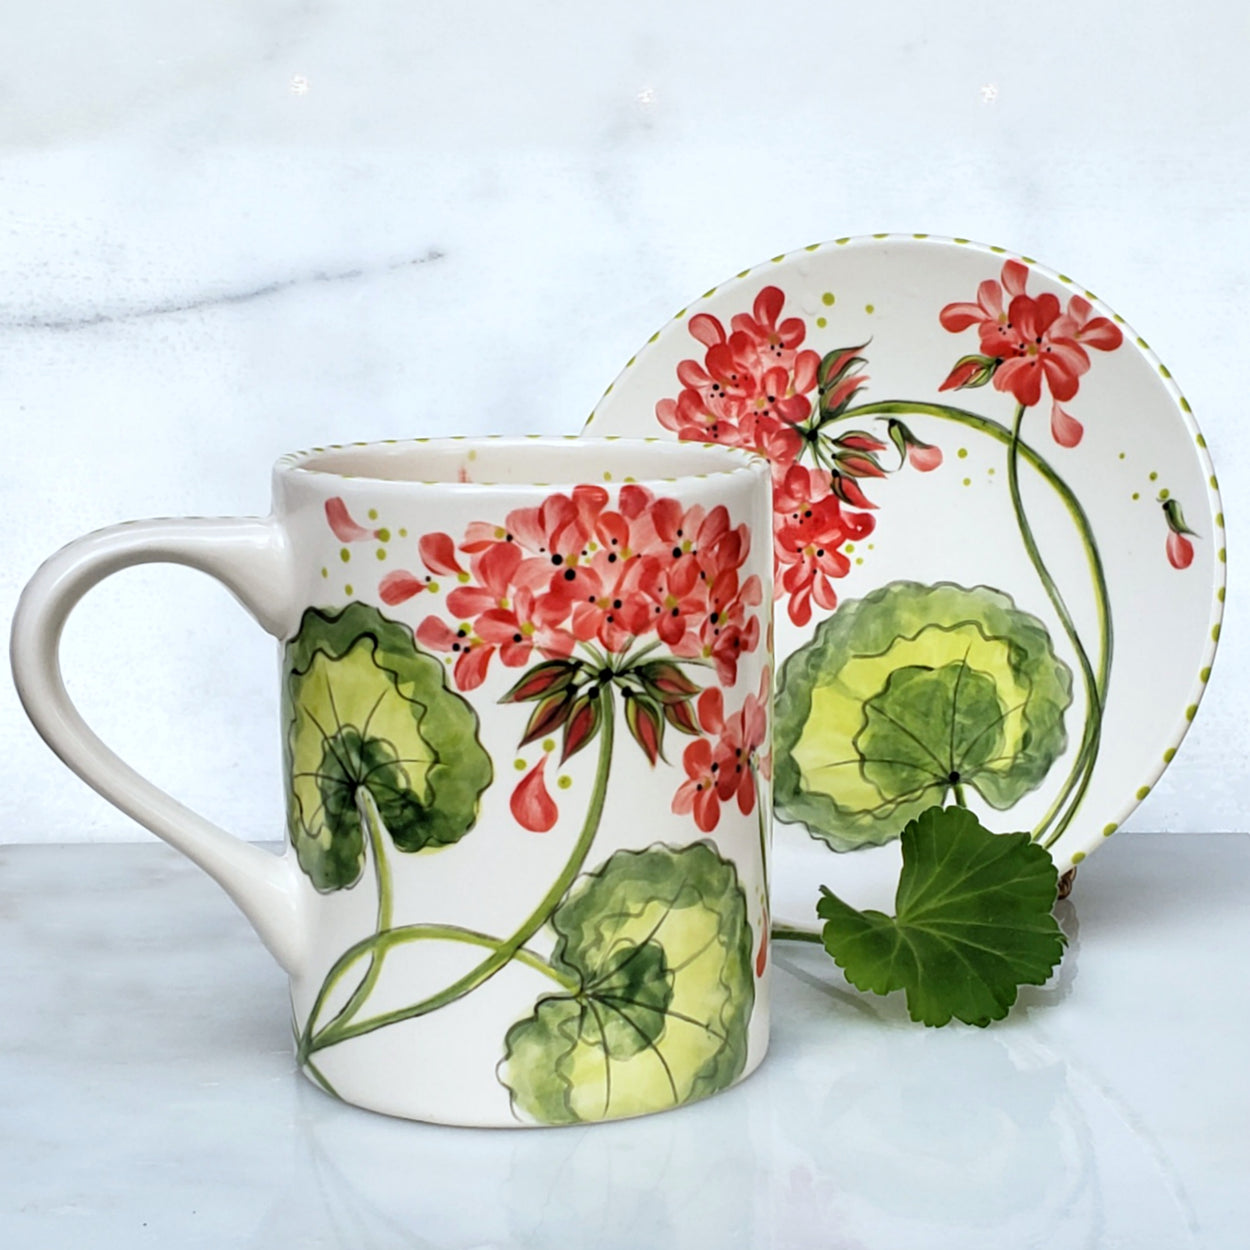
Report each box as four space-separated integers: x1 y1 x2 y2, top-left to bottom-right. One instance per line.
588 235 1224 898
10 437 774 1126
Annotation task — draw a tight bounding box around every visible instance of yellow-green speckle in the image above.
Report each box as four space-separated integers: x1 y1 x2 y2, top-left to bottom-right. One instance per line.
399 527 408 538
603 471 613 481
701 288 718 299
1216 513 1224 528
770 254 785 264
816 316 827 328
367 508 378 520
557 775 573 790
1021 255 1036 264
1103 823 1117 837
344 583 353 596
377 527 391 542
320 567 328 579
1149 471 1158 481
1057 273 1072 284
822 292 835 306
1071 851 1086 864
804 243 820 252
835 237 850 245
990 246 1006 254
1212 623 1221 642
1200 666 1211 683
514 758 527 772
953 237 970 244
855 557 863 565
1211 474 1219 489
844 542 856 553
1159 488 1170 501
1218 587 1225 602
1136 785 1150 800
962 477 971 487
1186 704 1198 721
1164 748 1176 764
1132 492 1140 501
957 447 968 459
864 303 875 314
542 738 556 754
1118 452 1126 460
1219 547 1226 563
1136 336 1149 350
1159 364 1172 379
1180 397 1192 414
376 548 386 561
339 548 350 563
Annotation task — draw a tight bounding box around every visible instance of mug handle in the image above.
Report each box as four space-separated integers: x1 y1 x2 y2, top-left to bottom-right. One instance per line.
10 517 306 975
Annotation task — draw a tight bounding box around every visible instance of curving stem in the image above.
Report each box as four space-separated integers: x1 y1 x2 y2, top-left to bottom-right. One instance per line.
840 399 1112 847
304 688 617 1058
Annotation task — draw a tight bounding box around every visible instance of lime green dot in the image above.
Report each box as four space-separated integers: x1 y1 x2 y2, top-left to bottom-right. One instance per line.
855 557 863 565
514 758 527 772
1210 474 1219 489
376 548 387 560
872 232 888 239
399 527 408 537
1182 703 1198 722
1149 471 1158 481
467 449 478 461
1102 823 1117 837
953 237 969 244
344 584 353 596
1163 748 1176 763
835 237 850 245
1180 397 1192 413
542 738 556 754
821 292 835 306
1218 547 1226 563
1217 586 1225 601
990 246 1006 254
557 775 573 790
1020 255 1036 264
1057 273 1072 284
1132 492 1140 501
368 508 378 520
1071 851 1086 864
320 567 328 578
770 254 785 264
1213 624 1221 641
867 544 874 550
377 527 391 542
864 303 875 314
603 471 612 481
1136 785 1150 800
339 547 351 563
1136 336 1149 349
1159 488 1170 501
987 467 996 476
957 447 968 459
1118 452 1126 460
428 580 440 593
1200 666 1211 683
1216 512 1224 528
962 477 971 487
816 316 827 328
1196 433 1206 448
1159 364 1171 379
845 542 855 553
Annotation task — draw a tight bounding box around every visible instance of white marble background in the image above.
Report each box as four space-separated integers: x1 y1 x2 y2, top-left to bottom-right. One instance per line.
2 0 1245 843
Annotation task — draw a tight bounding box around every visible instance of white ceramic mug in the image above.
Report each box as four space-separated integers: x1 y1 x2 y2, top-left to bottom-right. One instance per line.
11 437 773 1126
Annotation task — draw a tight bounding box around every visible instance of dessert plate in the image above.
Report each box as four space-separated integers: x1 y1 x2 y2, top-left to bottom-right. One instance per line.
586 235 1224 898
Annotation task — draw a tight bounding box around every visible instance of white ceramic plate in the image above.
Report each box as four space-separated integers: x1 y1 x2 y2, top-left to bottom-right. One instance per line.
586 235 1224 900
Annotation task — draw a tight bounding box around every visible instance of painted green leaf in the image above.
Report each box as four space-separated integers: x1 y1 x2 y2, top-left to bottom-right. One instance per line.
284 603 492 891
500 842 755 1124
774 580 1072 851
817 805 1066 1026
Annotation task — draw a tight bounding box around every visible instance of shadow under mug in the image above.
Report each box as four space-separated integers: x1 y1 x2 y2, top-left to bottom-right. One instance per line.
11 437 774 1126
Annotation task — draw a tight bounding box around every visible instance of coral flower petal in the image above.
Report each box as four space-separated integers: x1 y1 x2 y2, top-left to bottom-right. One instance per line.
511 757 559 832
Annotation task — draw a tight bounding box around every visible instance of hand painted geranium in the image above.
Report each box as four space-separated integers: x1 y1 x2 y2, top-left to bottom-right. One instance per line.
655 286 942 626
389 482 763 832
939 259 1123 447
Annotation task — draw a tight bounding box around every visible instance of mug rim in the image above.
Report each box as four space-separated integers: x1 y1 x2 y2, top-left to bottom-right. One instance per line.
274 435 769 489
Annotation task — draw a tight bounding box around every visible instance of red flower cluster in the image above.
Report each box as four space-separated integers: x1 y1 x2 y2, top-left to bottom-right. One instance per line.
939 259 1124 447
392 484 762 690
653 285 930 627
673 670 771 833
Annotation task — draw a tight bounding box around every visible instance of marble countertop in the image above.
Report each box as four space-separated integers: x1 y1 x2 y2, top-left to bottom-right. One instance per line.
1 832 1246 1248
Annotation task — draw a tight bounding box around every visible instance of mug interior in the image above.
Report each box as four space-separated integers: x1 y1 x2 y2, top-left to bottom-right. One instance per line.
279 437 760 486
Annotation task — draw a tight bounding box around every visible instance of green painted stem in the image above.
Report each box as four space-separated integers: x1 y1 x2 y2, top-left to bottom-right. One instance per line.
308 688 616 1056
771 926 824 945
951 782 968 808
842 399 1113 847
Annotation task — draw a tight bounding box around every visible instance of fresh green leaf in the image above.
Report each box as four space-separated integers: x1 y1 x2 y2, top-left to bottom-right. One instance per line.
284 603 493 890
500 842 756 1124
774 580 1072 851
817 806 1065 1027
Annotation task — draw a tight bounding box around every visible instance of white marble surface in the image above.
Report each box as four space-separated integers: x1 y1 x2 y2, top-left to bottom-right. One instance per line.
1 832 1247 1248
2 0 1247 845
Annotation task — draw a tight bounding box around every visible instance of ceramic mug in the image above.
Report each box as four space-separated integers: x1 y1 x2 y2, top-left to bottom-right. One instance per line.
11 437 774 1127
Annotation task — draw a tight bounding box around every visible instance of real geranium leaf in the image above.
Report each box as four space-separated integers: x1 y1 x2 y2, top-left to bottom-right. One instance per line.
816 806 1065 1027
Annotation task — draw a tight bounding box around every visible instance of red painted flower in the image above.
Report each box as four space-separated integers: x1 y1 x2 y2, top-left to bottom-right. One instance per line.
939 260 1124 443
672 737 722 833
325 497 382 543
773 464 875 626
1163 498 1199 570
